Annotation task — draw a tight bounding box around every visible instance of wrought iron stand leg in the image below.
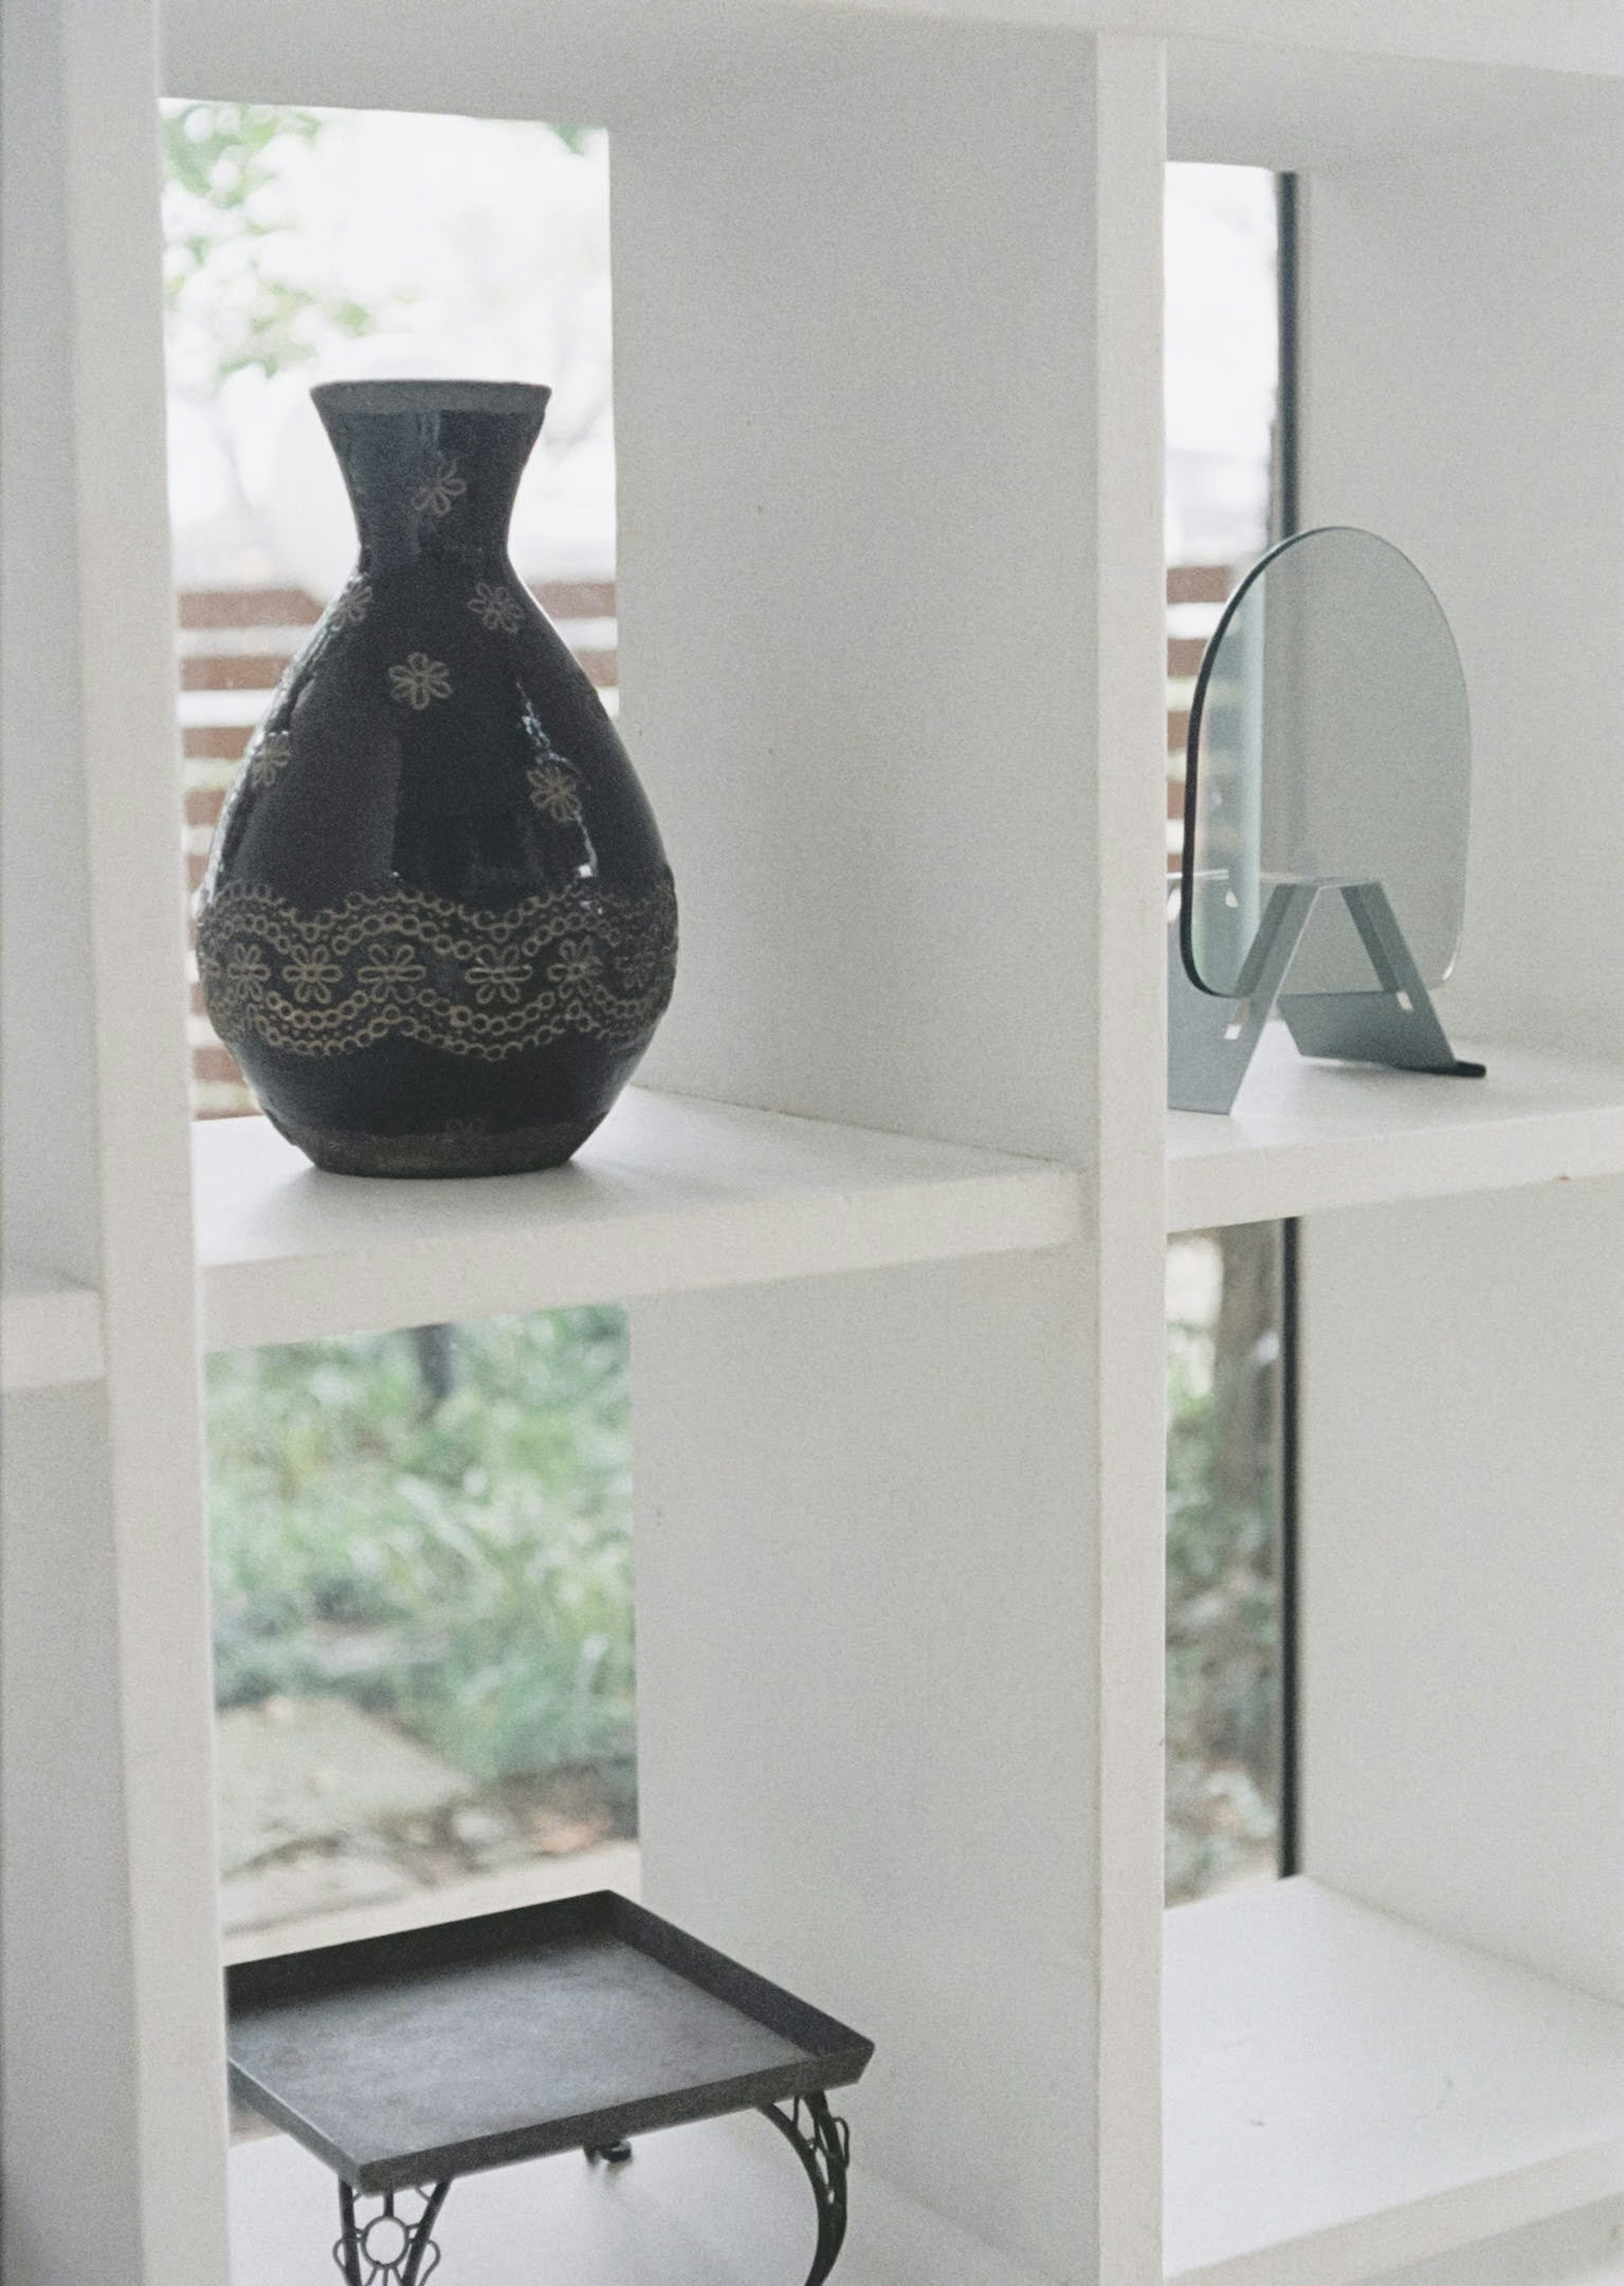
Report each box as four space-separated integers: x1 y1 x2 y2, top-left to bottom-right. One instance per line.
759 2094 852 2286
334 2182 452 2286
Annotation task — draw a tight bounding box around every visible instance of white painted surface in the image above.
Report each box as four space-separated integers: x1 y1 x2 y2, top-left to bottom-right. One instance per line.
0 1 230 2280
1290 55 1624 2093
1300 1186 1624 2007
195 1095 1081 1351
1088 39 1173 2283
0 1260 104 1390
1354 2203 1624 2286
159 0 1624 142
0 11 99 1288
1164 1880 1624 2286
1167 1026 1624 1231
1168 43 1621 170
1300 98 1624 1070
636 1255 1103 2272
229 2113 1053 2286
1 1384 145 2281
615 22 1167 2282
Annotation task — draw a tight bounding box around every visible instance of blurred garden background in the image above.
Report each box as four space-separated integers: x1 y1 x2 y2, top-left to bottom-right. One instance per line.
209 1312 639 1943
164 101 1286 1950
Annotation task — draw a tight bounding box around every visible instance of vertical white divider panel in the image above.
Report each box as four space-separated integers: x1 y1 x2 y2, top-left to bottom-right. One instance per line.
1295 101 1624 2004
1 2 230 2281
615 25 1166 2281
1301 1185 1624 2002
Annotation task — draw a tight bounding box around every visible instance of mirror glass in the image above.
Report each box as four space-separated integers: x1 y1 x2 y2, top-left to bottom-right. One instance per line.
1182 526 1470 998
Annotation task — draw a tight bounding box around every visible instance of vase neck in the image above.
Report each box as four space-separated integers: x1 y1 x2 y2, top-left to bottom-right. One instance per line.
313 383 549 575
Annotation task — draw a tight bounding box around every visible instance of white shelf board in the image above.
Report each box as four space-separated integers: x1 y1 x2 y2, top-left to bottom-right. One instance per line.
195 1092 1081 1352
161 0 1624 121
1164 1878 1624 2286
230 2109 1043 2286
1167 1027 1624 1231
1 1258 105 1391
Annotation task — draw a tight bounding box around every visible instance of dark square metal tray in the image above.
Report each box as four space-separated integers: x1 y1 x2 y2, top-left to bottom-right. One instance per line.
227 1890 874 2193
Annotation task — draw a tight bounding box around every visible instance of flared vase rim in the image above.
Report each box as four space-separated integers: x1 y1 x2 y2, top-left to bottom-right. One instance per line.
312 379 551 417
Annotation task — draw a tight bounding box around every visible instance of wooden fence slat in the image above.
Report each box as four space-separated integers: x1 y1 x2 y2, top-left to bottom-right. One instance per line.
574 649 617 690
191 1043 247 1087
531 580 616 619
1166 564 1233 606
181 654 290 693
179 587 321 629
184 726 250 760
180 581 620 628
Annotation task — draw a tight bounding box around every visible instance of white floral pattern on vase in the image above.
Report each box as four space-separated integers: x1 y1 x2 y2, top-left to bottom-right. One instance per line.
284 943 344 1006
465 945 532 1006
388 652 453 710
226 943 271 998
528 759 582 822
550 938 602 992
247 730 292 789
357 941 426 1000
329 580 372 630
196 872 678 1064
411 456 467 518
467 581 523 634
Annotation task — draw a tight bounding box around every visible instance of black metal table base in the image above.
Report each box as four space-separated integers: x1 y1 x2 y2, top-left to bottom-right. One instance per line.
760 2094 853 2286
335 2184 450 2286
332 2099 852 2286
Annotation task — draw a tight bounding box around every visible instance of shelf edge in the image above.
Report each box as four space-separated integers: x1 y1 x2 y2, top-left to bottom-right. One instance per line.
200 1162 1084 1353
1 1264 107 1392
1168 1101 1624 1233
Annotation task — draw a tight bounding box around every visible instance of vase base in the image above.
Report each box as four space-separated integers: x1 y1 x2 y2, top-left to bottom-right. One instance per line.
274 1114 602 1179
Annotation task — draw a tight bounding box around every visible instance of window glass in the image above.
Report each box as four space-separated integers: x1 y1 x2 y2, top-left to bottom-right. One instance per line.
1165 1227 1284 1903
209 1312 636 1954
1165 166 1287 1905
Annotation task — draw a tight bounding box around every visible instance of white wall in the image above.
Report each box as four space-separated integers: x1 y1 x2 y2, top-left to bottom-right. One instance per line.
612 19 1168 2278
1298 99 1624 2006
1 2 229 2280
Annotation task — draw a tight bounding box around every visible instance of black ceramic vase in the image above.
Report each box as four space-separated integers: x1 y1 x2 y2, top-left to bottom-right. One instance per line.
197 380 676 1177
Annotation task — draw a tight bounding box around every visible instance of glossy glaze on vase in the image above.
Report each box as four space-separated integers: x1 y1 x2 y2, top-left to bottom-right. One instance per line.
197 380 676 1177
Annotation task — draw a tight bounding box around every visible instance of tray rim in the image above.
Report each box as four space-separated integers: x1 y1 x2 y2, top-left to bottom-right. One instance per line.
226 1889 874 2193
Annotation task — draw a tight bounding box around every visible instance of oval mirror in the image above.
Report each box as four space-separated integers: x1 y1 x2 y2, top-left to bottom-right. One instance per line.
1181 526 1470 1000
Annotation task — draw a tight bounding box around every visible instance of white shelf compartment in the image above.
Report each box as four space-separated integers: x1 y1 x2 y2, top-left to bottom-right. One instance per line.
1168 1027 1624 1232
1 1259 105 1392
196 1089 1081 1353
1164 1878 1624 2286
230 2107 1034 2286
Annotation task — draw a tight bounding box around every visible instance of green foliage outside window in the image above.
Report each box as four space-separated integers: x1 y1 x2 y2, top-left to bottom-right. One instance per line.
162 104 379 392
1165 1227 1282 1903
207 1308 634 1787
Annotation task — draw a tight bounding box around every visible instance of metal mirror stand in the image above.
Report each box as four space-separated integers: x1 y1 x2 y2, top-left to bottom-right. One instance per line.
332 2097 853 2286
1169 876 1486 1115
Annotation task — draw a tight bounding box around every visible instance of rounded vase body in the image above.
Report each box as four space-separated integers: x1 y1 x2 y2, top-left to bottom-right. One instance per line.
197 380 676 1176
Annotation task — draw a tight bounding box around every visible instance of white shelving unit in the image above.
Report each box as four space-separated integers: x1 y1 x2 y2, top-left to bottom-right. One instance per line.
0 1258 104 1390
1168 1027 1624 1232
195 1094 1081 1351
1165 1881 1624 2286
226 2107 1063 2286
3 3 1620 2285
